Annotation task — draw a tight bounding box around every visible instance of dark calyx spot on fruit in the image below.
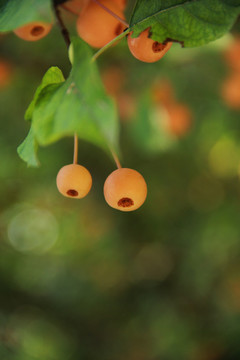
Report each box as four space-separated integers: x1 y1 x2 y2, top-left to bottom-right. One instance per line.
152 41 166 53
31 26 44 36
118 197 134 208
115 23 123 36
67 189 78 197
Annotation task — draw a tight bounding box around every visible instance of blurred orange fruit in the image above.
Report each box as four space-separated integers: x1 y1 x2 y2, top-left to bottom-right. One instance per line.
117 93 136 121
101 66 125 96
165 103 192 136
221 72 240 109
224 36 240 71
0 60 12 88
152 79 175 107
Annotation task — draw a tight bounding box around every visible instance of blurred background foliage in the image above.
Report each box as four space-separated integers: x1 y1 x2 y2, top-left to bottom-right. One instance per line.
1 8 240 360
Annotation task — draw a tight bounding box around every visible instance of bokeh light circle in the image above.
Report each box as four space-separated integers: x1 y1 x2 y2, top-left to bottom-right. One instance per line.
7 208 58 253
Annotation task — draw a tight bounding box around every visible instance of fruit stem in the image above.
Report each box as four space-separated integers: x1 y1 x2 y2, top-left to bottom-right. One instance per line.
73 133 78 164
111 149 122 169
92 0 129 27
91 28 130 62
52 0 71 48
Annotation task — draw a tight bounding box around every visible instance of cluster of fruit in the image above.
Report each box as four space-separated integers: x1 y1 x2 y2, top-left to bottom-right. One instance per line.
101 65 136 121
102 68 192 135
222 36 240 109
13 0 172 63
10 0 176 211
57 164 147 212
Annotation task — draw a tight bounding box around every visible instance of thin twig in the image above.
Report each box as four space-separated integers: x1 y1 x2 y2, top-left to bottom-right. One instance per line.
52 0 71 48
52 1 79 164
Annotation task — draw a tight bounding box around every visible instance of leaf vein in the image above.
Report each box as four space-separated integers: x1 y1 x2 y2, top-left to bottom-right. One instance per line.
182 2 228 28
130 0 199 28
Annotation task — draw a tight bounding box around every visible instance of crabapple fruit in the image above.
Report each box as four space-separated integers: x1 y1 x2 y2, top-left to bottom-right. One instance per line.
13 22 52 41
128 28 172 63
56 164 92 199
76 0 125 48
104 168 147 211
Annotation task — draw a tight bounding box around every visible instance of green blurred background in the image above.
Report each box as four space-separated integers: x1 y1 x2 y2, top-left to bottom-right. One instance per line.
1 12 240 360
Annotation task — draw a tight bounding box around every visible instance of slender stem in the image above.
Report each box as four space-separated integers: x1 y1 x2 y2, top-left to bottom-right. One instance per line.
111 150 122 169
52 0 71 48
92 0 129 27
73 134 79 164
53 0 126 165
53 1 79 165
91 28 130 62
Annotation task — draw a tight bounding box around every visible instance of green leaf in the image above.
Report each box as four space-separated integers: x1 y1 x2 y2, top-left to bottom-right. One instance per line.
19 37 119 166
0 0 52 32
17 127 39 167
130 0 240 47
32 37 119 154
25 67 65 121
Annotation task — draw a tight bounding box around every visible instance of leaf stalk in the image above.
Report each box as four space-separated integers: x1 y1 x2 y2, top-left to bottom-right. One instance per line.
91 28 131 62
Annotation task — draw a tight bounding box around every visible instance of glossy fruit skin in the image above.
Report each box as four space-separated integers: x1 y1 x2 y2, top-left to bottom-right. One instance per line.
76 0 125 48
221 72 240 109
113 0 126 10
128 28 172 63
56 164 92 199
104 168 147 212
14 22 52 41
